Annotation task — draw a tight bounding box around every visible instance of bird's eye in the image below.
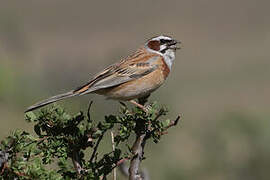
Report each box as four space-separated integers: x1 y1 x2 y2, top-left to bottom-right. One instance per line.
160 39 172 45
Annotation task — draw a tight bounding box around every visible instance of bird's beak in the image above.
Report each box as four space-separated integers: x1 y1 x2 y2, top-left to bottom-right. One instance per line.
168 40 181 50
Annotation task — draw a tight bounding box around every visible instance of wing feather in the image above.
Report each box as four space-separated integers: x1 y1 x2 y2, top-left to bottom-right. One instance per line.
78 55 160 95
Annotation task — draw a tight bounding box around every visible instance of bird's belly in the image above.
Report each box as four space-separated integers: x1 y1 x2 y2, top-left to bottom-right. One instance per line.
95 70 166 100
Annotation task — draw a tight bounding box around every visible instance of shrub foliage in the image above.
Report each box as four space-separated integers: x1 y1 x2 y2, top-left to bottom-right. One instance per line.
0 101 179 179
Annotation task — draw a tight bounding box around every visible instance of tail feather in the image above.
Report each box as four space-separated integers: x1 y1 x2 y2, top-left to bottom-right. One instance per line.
25 90 77 113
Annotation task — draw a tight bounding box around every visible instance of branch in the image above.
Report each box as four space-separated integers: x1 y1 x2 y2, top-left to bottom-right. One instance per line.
165 115 180 129
119 160 150 180
90 133 104 163
159 115 180 135
129 130 147 180
88 100 105 163
111 131 116 180
129 113 181 180
128 96 152 180
87 100 93 123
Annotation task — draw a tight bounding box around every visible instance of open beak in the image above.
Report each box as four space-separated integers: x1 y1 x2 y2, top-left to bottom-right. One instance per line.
168 40 181 50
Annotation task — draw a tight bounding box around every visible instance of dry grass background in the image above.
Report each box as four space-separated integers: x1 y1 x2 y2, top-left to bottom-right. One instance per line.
1 0 270 179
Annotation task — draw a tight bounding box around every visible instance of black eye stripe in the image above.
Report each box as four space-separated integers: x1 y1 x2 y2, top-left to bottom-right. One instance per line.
160 39 172 44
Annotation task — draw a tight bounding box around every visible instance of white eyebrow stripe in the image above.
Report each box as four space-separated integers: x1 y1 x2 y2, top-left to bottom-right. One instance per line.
152 35 172 41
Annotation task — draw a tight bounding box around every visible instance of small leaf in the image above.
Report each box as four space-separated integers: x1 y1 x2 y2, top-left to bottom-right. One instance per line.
25 112 37 122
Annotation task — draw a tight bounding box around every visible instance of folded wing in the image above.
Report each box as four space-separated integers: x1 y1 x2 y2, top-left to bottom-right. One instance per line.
76 56 160 95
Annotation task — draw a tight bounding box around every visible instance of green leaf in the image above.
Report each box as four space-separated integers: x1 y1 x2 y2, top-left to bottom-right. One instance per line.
25 112 37 122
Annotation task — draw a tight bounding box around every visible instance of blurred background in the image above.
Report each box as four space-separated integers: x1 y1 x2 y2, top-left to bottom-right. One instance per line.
1 0 270 179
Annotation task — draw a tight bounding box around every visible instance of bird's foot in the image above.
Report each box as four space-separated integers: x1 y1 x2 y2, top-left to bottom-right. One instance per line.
129 100 149 113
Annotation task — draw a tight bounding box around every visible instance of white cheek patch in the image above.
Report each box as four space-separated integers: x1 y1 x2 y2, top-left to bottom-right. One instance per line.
159 45 167 52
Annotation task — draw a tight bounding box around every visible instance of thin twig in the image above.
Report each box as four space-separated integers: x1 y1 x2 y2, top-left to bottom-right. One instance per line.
165 115 180 129
146 115 181 138
159 115 181 135
111 131 116 180
90 133 104 163
87 101 93 123
10 168 29 178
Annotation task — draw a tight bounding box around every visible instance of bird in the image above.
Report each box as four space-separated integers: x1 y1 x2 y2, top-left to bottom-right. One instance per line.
25 35 181 113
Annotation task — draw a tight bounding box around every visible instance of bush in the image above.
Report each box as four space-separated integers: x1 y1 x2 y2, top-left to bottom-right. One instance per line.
0 101 179 180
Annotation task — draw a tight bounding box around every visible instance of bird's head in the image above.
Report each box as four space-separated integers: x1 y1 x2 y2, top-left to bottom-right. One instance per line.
145 35 181 69
145 35 181 54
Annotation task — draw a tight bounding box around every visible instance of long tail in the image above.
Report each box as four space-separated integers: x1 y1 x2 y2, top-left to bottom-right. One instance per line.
25 80 96 113
25 90 79 113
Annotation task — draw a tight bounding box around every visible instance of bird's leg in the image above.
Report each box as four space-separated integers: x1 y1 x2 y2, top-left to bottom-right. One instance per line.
138 94 150 106
129 100 148 113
